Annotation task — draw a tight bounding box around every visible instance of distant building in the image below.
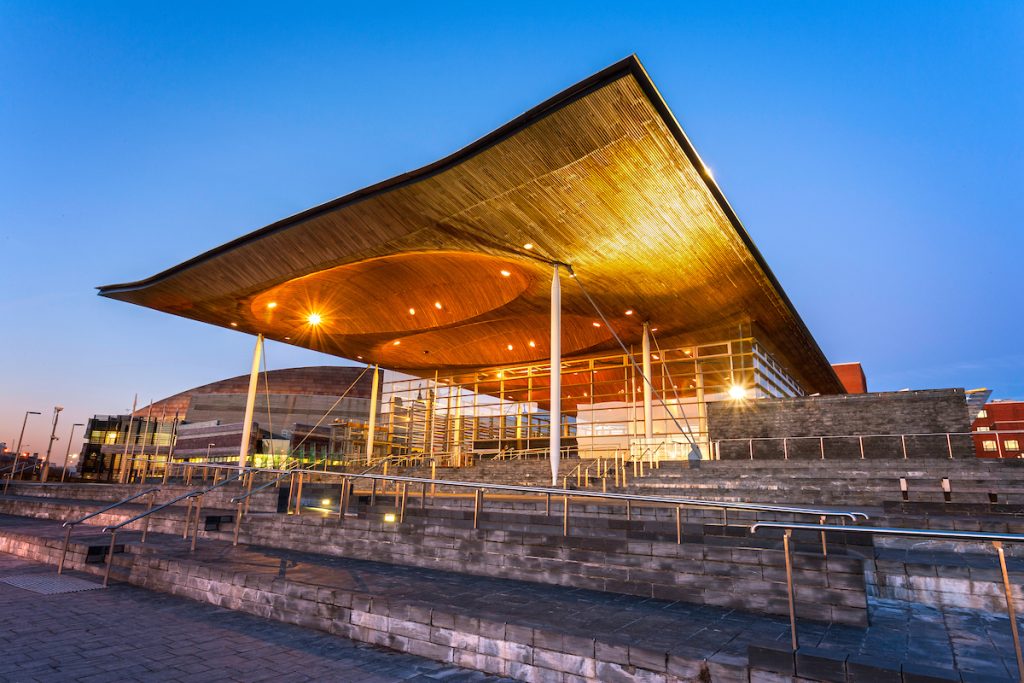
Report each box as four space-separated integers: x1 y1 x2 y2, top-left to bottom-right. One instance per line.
831 363 867 394
973 399 1024 458
80 366 373 479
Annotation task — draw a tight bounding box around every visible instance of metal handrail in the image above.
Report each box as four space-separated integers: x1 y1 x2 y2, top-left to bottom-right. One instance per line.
56 487 161 575
97 468 251 586
749 521 1024 682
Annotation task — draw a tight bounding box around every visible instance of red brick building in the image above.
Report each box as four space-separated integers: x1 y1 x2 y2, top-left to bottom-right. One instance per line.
972 400 1024 458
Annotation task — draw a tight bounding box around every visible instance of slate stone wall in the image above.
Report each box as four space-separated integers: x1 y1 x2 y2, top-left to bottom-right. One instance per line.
708 389 972 460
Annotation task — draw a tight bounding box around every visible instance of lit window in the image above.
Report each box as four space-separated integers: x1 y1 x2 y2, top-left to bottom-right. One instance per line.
977 410 988 419
982 441 998 452
976 426 991 432
1006 440 1020 451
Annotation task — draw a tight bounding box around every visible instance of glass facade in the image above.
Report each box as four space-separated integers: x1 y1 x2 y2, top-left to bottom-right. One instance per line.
372 328 804 462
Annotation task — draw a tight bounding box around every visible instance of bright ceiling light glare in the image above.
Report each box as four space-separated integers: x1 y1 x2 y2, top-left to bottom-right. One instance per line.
306 313 322 326
392 340 401 346
652 354 660 360
434 301 443 310
229 322 238 327
728 385 747 400
506 344 514 351
592 321 601 327
266 302 277 309
523 243 534 250
408 307 416 315
625 310 634 316
500 269 511 277
528 340 536 348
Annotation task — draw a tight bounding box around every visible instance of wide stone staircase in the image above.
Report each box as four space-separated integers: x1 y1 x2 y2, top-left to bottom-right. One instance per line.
0 456 1022 682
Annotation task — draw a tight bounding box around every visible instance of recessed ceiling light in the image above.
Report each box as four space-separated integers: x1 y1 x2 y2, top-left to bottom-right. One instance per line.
267 302 277 309
393 340 401 346
230 322 238 327
506 344 514 351
528 340 536 348
357 355 363 360
625 310 634 316
652 354 660 360
523 243 534 250
434 301 442 310
307 313 322 325
284 336 290 340
500 270 511 277
592 322 601 327
408 307 416 315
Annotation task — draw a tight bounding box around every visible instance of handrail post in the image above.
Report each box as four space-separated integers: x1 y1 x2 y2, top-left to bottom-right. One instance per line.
190 495 202 552
473 489 482 529
749 439 754 460
859 436 865 460
545 493 551 516
370 478 377 507
141 490 156 543
563 494 569 536
626 499 632 521
339 480 350 521
994 541 1024 683
819 515 827 557
675 506 682 545
183 498 194 539
400 482 408 524
57 526 73 575
901 434 908 459
819 437 825 460
233 500 244 545
947 433 953 459
295 472 304 516
103 531 117 587
783 437 788 460
783 528 798 650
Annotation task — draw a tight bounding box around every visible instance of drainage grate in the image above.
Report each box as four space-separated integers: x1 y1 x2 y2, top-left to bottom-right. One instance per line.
1 574 104 595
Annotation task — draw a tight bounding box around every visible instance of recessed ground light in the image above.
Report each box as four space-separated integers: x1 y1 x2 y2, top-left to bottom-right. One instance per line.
321 498 331 506
383 513 397 523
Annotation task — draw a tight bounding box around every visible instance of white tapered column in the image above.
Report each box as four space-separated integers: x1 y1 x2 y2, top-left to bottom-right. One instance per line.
238 334 263 470
549 264 561 486
642 322 653 440
365 365 380 465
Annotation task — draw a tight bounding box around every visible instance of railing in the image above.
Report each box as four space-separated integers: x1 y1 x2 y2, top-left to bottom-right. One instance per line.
99 468 252 586
750 522 1024 682
712 430 1012 461
2 462 39 493
227 466 867 546
57 487 160 575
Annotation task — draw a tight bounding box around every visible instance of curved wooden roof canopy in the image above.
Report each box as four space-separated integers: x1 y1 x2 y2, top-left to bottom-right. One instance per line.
99 55 843 395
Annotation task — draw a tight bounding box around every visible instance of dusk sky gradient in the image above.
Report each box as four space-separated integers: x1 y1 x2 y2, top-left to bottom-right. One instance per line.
2 2 1022 455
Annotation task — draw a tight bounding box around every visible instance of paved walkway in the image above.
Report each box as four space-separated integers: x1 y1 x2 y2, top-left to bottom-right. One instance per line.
0 553 517 683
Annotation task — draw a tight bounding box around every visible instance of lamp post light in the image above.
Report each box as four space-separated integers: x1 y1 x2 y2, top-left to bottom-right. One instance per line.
14 411 40 464
41 406 64 483
60 423 84 483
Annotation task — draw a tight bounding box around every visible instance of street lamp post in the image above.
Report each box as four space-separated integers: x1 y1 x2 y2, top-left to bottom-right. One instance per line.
41 406 64 483
60 423 84 482
14 411 40 461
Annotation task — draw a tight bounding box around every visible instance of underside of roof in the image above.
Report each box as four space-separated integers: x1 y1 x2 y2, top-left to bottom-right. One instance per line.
99 55 843 395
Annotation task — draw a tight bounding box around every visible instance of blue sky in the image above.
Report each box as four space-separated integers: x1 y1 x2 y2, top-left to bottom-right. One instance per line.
2 1 1022 453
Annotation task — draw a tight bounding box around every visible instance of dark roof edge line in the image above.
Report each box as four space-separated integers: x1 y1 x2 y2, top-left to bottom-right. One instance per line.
97 55 644 296
624 61 842 393
96 53 840 392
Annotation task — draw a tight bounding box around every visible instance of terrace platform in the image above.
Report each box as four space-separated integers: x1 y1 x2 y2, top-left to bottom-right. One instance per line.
1 458 1024 682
